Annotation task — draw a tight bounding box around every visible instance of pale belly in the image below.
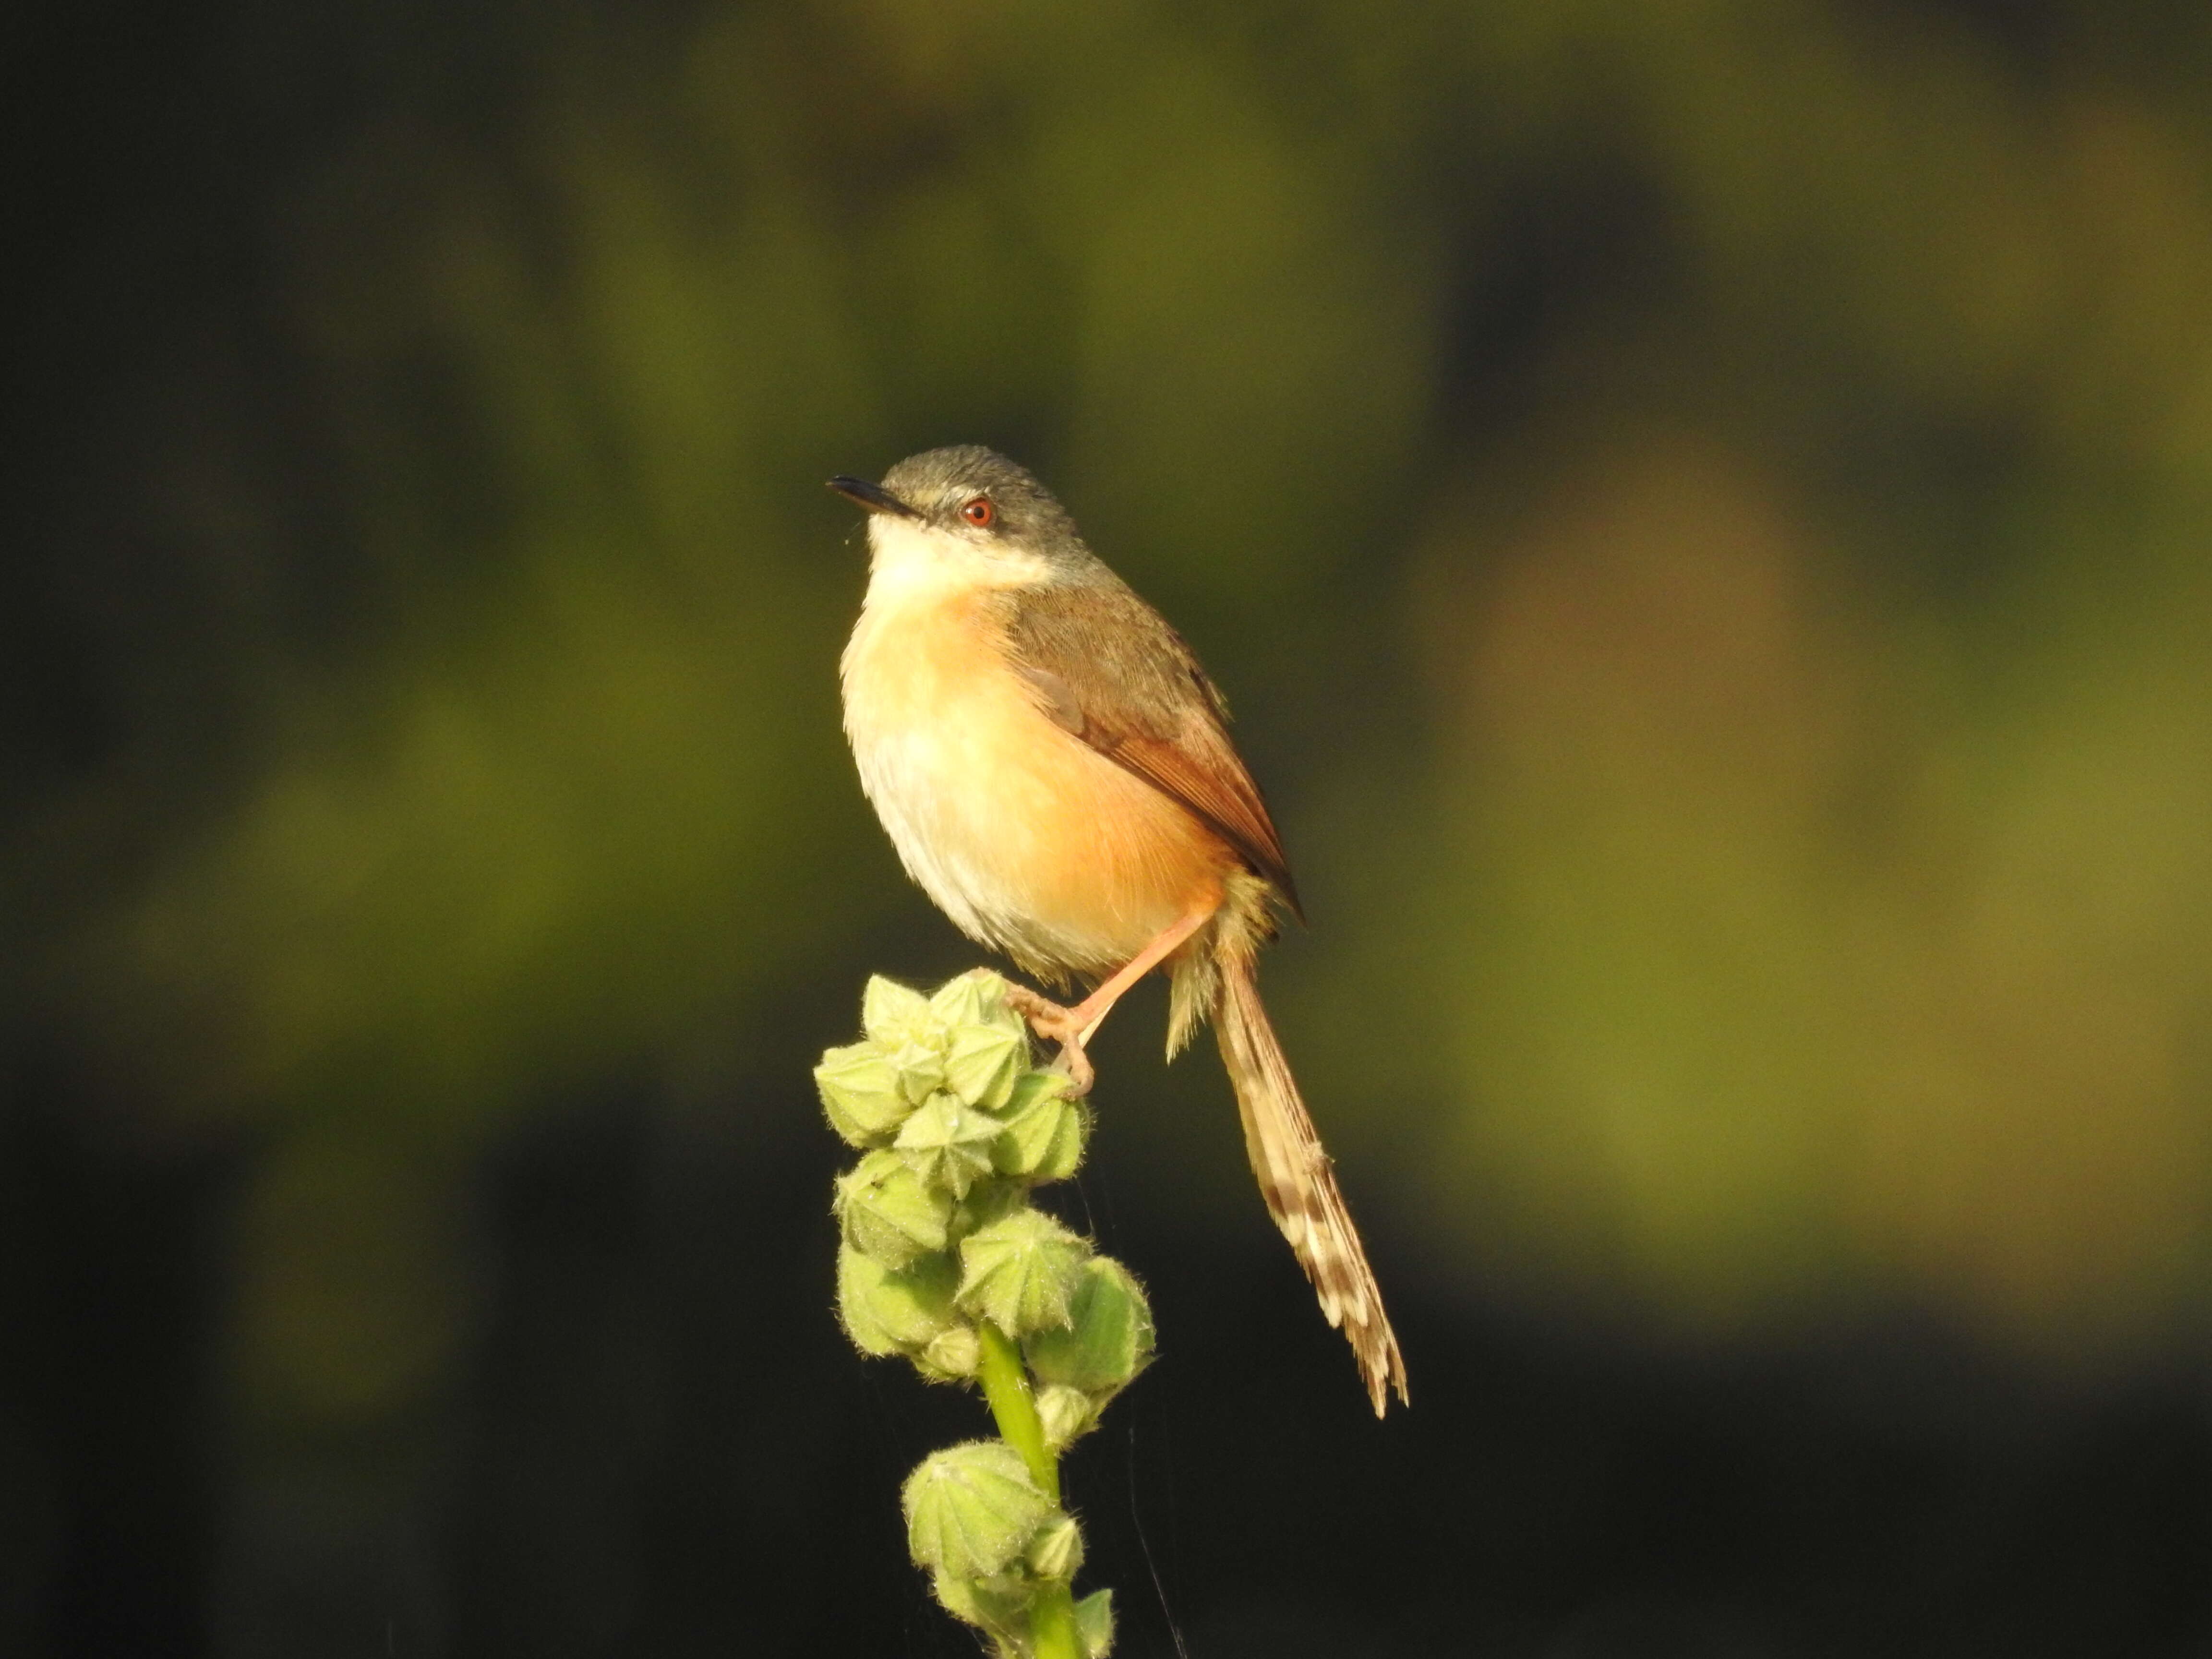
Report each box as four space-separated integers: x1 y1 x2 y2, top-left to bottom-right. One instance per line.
842 588 1227 977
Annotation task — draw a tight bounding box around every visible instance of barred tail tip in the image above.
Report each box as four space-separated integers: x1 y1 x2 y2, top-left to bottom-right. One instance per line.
1213 951 1409 1416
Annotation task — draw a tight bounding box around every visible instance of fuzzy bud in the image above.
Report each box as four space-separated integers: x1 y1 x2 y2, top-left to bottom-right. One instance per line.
903 1441 1053 1580
835 1150 953 1270
836 1243 959 1357
893 1094 1003 1198
930 1568 1034 1638
927 969 1022 1035
1075 1589 1116 1658
1023 1257 1154 1398
1034 1383 1096 1451
1024 1513 1084 1581
814 1043 914 1147
861 976 933 1046
991 1072 1089 1181
921 973 1029 1110
918 1324 981 1381
943 1022 1027 1112
949 1177 1024 1240
886 1040 947 1107
956 1208 1090 1336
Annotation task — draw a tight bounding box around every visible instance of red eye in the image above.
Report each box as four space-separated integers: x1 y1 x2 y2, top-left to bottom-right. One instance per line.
961 496 995 528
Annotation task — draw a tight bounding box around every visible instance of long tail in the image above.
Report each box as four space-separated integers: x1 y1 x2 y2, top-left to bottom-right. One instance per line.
1208 935 1409 1416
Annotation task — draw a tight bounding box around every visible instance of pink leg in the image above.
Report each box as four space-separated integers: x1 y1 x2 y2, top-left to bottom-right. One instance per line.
1067 902 1217 1041
1003 900 1220 1092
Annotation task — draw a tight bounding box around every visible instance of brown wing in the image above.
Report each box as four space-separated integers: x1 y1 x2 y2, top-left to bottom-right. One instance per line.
1001 579 1302 916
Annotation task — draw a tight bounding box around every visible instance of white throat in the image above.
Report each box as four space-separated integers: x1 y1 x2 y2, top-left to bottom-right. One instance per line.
863 515 1050 609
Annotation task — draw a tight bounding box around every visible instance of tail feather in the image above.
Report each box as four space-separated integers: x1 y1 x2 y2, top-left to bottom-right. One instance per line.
1209 939 1408 1416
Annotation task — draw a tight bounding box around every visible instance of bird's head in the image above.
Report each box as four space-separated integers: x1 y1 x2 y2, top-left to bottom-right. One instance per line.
829 446 1099 591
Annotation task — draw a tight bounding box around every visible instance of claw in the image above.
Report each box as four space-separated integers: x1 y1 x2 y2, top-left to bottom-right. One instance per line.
1001 982 1095 1096
1046 1037 1094 1096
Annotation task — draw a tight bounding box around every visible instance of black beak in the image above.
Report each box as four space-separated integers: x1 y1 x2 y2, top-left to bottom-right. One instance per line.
827 475 921 519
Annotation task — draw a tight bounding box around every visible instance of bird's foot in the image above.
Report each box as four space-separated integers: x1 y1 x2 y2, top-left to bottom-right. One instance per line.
1000 983 1095 1096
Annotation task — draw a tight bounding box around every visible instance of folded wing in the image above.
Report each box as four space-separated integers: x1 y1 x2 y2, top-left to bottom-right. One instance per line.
1001 581 1300 915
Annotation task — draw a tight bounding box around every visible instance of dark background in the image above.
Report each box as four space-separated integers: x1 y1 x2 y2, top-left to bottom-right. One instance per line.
4 1 2211 1653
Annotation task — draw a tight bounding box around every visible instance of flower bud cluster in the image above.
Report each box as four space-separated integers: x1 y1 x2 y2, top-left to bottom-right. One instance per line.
903 1443 1114 1658
820 971 1154 1658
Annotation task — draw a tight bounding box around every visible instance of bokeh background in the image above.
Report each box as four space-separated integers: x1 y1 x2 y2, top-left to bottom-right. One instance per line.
6 0 2212 1652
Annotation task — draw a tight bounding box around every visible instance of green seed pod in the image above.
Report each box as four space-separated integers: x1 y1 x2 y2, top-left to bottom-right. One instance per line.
942 1021 1027 1111
814 1042 914 1147
903 1441 1054 1580
835 1255 901 1358
836 1243 960 1357
893 1094 1003 1198
1034 1383 1096 1451
956 1208 1090 1336
835 1149 954 1270
927 969 1022 1036
1074 1588 1116 1658
948 1175 1025 1241
991 1072 1089 1181
930 1568 1034 1638
886 1039 948 1107
862 976 934 1046
1025 1513 1084 1581
918 1324 981 1381
1024 1257 1155 1396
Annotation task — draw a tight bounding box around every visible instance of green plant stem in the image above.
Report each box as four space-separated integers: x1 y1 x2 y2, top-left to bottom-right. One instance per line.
976 1321 1082 1659
1028 1583 1082 1658
976 1320 1058 1503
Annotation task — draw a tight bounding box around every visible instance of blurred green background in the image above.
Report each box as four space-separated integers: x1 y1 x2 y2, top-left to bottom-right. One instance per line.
5 0 2211 1652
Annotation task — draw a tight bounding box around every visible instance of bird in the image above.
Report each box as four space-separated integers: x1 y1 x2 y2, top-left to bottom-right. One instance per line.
830 445 1407 1416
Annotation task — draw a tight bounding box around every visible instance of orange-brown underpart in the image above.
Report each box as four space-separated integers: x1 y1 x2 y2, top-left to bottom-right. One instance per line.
844 577 1235 976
